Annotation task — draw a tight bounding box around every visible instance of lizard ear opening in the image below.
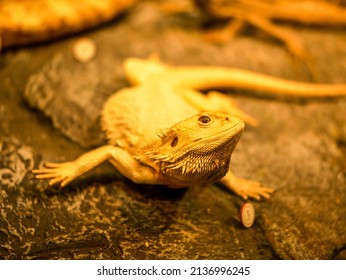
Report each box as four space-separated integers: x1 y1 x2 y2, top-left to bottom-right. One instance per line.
171 137 178 148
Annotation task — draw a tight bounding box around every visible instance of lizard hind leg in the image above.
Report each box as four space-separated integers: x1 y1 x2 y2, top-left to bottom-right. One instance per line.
203 18 245 44
244 14 317 79
207 91 258 126
178 88 258 126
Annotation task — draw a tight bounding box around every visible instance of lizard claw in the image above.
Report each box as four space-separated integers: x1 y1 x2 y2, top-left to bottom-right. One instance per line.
235 178 274 200
221 174 274 200
32 161 77 188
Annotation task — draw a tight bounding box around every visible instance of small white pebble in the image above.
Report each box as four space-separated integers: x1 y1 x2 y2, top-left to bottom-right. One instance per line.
240 202 255 228
72 37 97 63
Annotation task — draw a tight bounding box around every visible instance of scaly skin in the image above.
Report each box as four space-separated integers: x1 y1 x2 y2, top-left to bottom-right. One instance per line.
0 0 137 49
34 56 346 200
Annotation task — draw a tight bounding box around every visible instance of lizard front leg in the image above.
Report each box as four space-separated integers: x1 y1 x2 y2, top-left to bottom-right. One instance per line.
33 145 161 187
220 171 274 200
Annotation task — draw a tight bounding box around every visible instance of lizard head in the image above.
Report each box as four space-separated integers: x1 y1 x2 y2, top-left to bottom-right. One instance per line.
146 112 244 186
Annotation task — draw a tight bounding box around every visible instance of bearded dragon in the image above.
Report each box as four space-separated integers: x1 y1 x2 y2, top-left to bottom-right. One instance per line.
33 57 346 200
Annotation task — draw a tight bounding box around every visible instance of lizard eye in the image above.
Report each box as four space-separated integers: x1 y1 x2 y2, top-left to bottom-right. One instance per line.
198 115 212 126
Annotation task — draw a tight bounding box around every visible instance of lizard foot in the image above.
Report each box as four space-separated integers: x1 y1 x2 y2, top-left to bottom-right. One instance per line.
221 174 274 200
32 162 78 188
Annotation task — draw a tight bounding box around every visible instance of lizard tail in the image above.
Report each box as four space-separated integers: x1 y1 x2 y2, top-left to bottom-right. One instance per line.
170 67 346 98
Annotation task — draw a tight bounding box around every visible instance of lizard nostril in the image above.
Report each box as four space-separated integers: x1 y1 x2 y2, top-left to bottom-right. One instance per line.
226 117 229 121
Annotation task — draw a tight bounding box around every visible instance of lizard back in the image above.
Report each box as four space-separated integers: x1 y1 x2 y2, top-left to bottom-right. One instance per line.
101 82 197 150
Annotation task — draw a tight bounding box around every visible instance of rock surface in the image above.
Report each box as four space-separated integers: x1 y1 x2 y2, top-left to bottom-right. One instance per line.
0 0 345 259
